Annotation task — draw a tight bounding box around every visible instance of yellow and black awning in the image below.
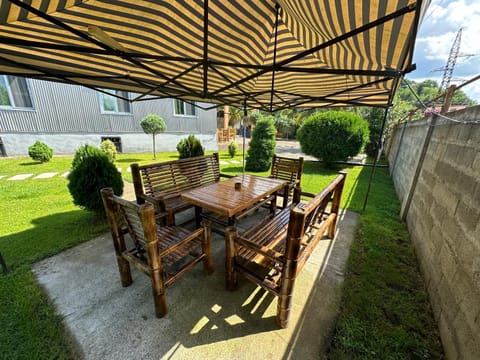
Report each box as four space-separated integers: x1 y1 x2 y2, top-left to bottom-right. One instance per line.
0 0 430 111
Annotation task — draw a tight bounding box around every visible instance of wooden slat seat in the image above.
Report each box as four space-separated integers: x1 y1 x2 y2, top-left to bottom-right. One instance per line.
225 172 346 328
101 187 214 318
131 153 232 225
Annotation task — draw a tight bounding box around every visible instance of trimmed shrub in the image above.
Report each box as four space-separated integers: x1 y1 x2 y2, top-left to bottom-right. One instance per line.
176 135 204 159
68 146 123 213
71 144 98 170
245 116 276 172
28 141 53 163
297 110 369 166
228 141 238 158
364 107 385 158
100 139 117 162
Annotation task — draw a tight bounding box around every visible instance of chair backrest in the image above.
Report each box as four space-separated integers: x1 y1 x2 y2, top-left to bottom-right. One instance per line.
285 172 346 270
101 188 156 258
131 153 221 198
270 154 304 185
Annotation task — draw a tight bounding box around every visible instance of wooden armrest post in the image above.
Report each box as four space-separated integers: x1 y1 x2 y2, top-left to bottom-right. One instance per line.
131 163 144 205
329 172 346 238
277 208 304 328
201 220 214 274
140 202 167 318
225 226 238 290
101 188 132 287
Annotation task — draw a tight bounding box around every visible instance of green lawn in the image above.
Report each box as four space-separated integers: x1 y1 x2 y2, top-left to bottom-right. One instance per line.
0 152 443 359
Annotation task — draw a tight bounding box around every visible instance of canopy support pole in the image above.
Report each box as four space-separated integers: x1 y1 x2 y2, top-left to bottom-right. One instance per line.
242 101 247 176
362 106 389 211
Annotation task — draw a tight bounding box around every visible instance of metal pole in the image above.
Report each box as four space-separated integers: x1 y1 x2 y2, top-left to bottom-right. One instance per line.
242 102 247 175
362 106 389 211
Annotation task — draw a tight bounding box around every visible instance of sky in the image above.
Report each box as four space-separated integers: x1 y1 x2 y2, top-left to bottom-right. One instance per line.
406 0 480 102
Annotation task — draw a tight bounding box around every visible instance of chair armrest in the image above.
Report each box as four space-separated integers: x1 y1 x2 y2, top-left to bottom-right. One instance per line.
235 235 285 264
158 227 204 257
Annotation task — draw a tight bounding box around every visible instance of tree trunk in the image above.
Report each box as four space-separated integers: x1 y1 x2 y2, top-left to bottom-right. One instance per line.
153 134 156 159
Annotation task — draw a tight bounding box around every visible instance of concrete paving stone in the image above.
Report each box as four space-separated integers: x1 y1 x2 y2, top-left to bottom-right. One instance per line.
33 204 358 360
229 160 241 164
34 172 59 179
117 167 122 172
0 175 5 179
126 167 131 173
7 173 33 180
219 161 229 165
61 172 70 178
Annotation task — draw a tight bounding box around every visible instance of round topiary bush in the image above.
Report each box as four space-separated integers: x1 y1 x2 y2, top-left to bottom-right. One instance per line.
100 139 117 162
176 135 204 159
245 116 276 172
68 146 123 213
297 110 369 166
28 140 53 163
228 141 238 158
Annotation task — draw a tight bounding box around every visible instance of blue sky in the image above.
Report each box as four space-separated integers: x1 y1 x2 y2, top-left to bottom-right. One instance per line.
406 0 480 101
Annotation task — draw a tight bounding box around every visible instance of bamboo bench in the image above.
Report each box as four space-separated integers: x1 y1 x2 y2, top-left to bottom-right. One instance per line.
131 153 232 225
225 171 346 328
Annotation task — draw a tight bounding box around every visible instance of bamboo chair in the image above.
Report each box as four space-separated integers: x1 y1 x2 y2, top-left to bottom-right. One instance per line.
101 188 213 318
225 172 346 328
268 154 304 208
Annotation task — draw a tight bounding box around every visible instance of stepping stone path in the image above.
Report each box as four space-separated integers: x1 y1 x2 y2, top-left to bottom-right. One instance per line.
0 176 5 179
61 172 70 178
34 172 58 179
7 174 33 180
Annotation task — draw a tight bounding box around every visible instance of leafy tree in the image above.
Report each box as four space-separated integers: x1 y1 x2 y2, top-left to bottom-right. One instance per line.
245 116 276 171
140 114 166 159
100 139 117 162
297 110 369 166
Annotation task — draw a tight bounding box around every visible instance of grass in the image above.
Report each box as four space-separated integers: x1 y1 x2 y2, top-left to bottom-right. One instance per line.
0 151 443 359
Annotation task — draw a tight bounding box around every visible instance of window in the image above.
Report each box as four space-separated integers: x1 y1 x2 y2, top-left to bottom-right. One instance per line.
0 75 33 109
99 89 131 113
174 99 196 116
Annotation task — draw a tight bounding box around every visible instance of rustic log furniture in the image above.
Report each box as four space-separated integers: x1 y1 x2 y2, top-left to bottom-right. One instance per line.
225 172 346 328
101 187 214 318
268 154 304 208
181 174 288 233
131 153 232 226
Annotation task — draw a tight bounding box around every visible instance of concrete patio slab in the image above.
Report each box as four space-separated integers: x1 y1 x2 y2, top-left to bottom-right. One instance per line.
33 209 358 360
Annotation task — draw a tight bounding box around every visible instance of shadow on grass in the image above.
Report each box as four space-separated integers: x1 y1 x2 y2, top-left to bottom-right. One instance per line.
0 210 107 271
20 161 43 166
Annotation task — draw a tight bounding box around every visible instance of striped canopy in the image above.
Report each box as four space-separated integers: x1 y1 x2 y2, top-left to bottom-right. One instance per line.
0 0 429 111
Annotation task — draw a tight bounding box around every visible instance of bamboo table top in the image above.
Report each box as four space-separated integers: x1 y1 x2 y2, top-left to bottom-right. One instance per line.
181 174 287 218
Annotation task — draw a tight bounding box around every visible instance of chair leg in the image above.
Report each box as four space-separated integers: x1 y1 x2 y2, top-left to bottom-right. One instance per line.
117 255 133 287
225 226 238 290
151 269 167 318
276 289 292 328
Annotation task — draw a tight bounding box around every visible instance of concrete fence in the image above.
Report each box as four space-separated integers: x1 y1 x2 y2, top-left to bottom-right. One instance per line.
385 105 480 359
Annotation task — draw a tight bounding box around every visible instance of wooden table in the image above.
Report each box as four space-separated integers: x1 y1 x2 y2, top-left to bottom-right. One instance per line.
181 174 287 228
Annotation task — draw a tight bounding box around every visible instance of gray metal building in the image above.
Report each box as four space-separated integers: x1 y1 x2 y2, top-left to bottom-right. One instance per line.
0 76 218 156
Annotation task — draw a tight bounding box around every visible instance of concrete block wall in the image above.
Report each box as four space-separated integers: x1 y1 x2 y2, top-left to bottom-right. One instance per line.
386 106 480 359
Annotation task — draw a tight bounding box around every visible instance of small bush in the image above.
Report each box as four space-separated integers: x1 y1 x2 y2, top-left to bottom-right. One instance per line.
100 139 117 162
176 135 204 159
228 141 238 158
28 141 53 163
68 146 123 213
297 111 369 166
245 116 276 172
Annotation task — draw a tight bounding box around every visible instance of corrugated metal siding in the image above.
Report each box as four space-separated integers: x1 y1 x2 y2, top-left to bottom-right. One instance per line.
0 79 217 134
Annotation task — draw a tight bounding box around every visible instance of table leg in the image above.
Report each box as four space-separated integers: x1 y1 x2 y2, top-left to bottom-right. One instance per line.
195 206 202 228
